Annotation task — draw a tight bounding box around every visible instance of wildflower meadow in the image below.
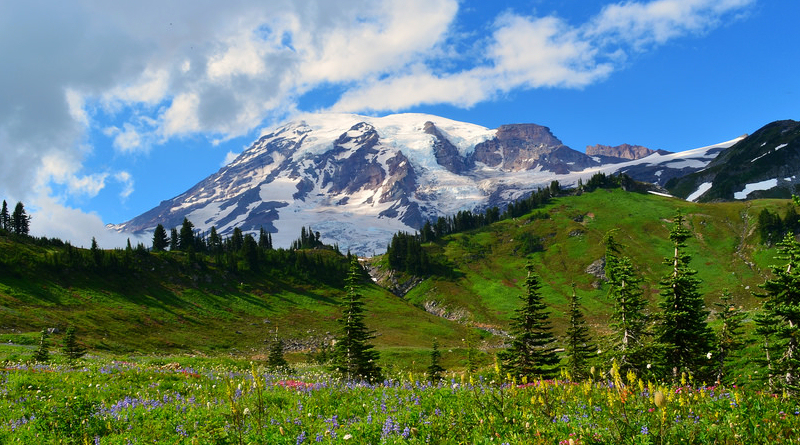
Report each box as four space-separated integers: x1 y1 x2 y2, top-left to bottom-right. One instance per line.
1 358 799 444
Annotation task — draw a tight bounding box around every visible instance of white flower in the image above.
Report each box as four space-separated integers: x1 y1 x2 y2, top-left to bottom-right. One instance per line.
707 352 713 359
647 363 652 369
343 434 353 440
242 408 250 416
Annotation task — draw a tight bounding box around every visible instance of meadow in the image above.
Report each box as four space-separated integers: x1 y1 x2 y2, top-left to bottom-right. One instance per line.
1 354 799 444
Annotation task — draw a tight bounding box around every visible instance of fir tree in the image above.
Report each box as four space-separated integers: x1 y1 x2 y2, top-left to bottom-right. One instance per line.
498 262 559 380
604 231 651 374
713 290 746 384
656 211 715 380
62 326 86 362
178 218 195 251
331 257 382 382
0 200 9 232
266 328 290 372
11 201 30 235
208 226 222 254
152 224 169 252
465 330 480 375
169 228 179 251
564 285 595 380
757 232 800 394
426 339 445 382
34 329 50 362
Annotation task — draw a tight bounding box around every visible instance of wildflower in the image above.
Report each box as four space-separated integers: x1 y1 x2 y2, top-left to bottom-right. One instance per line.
654 391 666 409
343 434 352 440
640 425 649 435
707 352 712 359
296 431 307 444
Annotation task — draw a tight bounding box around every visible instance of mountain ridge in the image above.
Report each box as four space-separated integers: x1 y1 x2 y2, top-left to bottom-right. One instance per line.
112 112 743 254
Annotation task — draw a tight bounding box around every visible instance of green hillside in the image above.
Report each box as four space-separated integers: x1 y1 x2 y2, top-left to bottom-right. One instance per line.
391 188 790 341
0 237 470 364
0 187 795 370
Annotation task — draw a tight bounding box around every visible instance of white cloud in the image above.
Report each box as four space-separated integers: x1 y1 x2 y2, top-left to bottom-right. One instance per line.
114 171 134 199
29 193 146 249
222 150 241 166
0 0 755 246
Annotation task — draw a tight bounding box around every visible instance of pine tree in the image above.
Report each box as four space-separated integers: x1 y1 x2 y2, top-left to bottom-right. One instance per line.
11 201 30 235
0 200 9 232
179 218 195 251
34 329 50 362
758 232 800 394
152 224 169 252
266 328 290 372
656 211 715 380
169 228 179 251
426 339 445 382
604 231 651 374
331 257 382 382
498 262 559 380
564 285 595 380
713 290 746 384
62 326 87 362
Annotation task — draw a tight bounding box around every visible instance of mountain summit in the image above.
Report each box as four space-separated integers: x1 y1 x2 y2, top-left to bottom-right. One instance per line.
112 113 738 254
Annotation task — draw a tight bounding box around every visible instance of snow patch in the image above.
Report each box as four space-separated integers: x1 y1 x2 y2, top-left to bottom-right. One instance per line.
775 143 788 151
734 178 778 199
686 182 713 202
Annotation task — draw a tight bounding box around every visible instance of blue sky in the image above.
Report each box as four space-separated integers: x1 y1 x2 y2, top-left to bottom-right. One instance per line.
0 0 797 247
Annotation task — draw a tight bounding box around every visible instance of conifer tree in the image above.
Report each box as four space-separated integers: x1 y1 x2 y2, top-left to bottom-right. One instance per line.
656 211 715 380
758 232 800 394
713 289 746 384
564 285 595 380
152 224 169 252
178 218 195 251
604 231 651 374
169 228 179 251
331 257 382 382
62 326 87 362
34 329 50 362
498 262 559 380
0 200 9 231
266 328 290 372
426 339 445 382
11 201 30 235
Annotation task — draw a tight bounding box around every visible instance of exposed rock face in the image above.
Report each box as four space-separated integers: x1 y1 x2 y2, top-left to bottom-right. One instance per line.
424 121 472 174
586 143 664 160
472 124 580 171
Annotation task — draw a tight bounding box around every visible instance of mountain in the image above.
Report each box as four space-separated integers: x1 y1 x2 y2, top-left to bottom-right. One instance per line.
666 120 800 202
112 113 741 254
585 143 670 162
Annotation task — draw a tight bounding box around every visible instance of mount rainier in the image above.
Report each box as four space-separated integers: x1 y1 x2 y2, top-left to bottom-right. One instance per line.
112 113 741 254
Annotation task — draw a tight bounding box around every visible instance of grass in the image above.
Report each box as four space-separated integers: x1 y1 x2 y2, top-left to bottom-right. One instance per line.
0 354 798 444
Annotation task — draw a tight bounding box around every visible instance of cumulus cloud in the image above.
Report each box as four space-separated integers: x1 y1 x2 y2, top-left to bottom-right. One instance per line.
0 0 753 246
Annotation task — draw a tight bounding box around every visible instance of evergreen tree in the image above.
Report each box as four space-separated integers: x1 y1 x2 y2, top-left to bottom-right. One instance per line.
426 339 445 382
564 285 595 380
465 330 480 375
713 290 746 384
754 310 781 391
758 232 800 394
178 218 195 251
208 226 222 254
266 328 290 372
62 326 87 362
169 228 179 251
33 329 50 362
656 211 715 380
604 231 651 374
258 227 272 250
498 262 559 380
331 257 382 382
11 201 30 235
90 237 102 266
0 200 9 231
152 224 169 252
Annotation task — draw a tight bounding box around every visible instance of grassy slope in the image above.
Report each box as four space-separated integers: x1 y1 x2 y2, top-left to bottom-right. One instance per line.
0 239 470 362
402 189 790 340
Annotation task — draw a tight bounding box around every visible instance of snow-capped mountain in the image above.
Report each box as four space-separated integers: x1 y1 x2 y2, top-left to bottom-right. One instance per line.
666 120 800 202
112 113 741 254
